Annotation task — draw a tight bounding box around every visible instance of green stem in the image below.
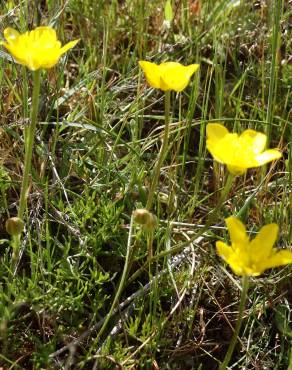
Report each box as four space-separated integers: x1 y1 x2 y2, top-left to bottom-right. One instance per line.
18 69 41 220
206 173 234 228
12 70 41 261
288 344 292 370
265 0 282 143
127 173 235 286
94 214 135 343
146 90 171 211
219 275 249 370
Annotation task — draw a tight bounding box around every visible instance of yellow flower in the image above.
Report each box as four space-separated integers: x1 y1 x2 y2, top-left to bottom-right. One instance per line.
138 61 199 92
216 217 292 276
206 123 282 175
1 26 79 71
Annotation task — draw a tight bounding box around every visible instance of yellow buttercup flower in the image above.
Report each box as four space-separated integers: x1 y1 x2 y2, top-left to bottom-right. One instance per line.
216 217 292 276
138 61 199 92
206 123 282 175
1 26 79 71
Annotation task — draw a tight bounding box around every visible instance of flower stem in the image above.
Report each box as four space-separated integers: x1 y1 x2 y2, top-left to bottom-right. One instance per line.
207 172 234 228
219 275 249 370
13 70 41 260
288 344 292 370
18 69 41 219
94 214 135 345
146 90 171 211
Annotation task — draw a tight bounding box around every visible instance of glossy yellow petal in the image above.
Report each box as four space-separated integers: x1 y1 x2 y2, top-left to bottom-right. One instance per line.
216 241 232 260
159 62 199 91
225 216 249 245
139 61 161 89
255 149 282 166
215 217 292 276
207 130 238 165
185 63 200 77
263 250 292 269
2 42 27 66
1 26 79 70
4 27 20 43
250 224 278 260
217 241 247 275
206 123 229 142
139 61 199 91
60 39 80 55
205 123 282 175
240 130 266 154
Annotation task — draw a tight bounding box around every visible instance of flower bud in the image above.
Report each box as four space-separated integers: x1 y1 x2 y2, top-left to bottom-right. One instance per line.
133 209 157 231
6 217 24 236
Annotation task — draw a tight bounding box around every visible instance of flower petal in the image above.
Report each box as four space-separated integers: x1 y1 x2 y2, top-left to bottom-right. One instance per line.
185 63 200 78
255 149 282 166
225 216 249 245
60 39 79 55
206 123 229 141
260 250 292 270
206 124 233 164
159 62 194 91
216 241 246 275
240 130 267 154
249 223 278 261
139 61 161 89
216 241 232 260
4 28 20 43
1 26 78 70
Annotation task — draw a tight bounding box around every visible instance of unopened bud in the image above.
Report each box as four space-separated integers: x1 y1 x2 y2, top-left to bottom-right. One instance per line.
133 209 157 231
6 217 24 236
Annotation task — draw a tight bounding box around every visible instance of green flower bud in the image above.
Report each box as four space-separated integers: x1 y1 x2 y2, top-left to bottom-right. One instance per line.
6 217 24 236
133 209 157 231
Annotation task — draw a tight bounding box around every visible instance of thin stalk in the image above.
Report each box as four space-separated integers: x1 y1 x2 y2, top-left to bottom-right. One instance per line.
219 275 249 370
18 69 41 220
265 0 282 142
12 70 41 260
146 90 171 211
289 123 292 244
288 344 292 370
93 214 135 350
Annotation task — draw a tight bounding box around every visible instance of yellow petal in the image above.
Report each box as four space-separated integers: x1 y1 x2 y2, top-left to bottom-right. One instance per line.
250 223 278 261
261 250 292 270
60 39 80 55
4 28 20 43
26 55 41 71
216 241 246 275
216 241 232 260
139 61 199 91
255 149 282 166
225 216 249 245
206 123 229 142
2 42 28 66
1 26 78 70
206 129 239 168
139 61 161 89
185 63 200 77
159 62 198 91
240 130 267 154
32 26 57 43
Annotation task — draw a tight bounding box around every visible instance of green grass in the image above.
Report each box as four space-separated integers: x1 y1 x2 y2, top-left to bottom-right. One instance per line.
0 0 291 369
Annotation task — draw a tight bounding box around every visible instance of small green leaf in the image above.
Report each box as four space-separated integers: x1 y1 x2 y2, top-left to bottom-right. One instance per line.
164 0 173 22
